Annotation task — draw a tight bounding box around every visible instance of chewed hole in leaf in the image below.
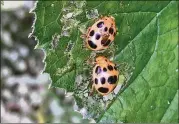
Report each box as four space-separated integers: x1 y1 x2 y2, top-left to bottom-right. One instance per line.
73 49 133 120
33 0 178 123
65 41 74 53
51 33 61 49
86 9 99 19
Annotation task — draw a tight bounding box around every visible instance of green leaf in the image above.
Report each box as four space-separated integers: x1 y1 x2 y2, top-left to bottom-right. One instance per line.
99 1 178 123
161 91 178 123
32 0 178 123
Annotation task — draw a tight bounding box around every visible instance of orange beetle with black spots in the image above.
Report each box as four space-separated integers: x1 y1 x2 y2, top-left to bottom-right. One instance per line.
91 56 119 96
81 16 117 51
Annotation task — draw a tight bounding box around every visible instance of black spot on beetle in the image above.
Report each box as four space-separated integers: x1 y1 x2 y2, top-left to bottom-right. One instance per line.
103 67 107 72
97 21 104 28
109 27 114 34
108 75 117 84
95 78 98 84
100 77 106 84
95 34 101 40
114 66 117 70
102 39 111 46
95 66 101 74
114 75 117 82
89 30 94 36
101 39 106 45
104 27 108 32
88 40 97 49
108 65 113 71
98 87 109 93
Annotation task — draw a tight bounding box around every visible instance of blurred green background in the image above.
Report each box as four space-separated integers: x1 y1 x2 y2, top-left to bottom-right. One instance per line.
1 1 93 123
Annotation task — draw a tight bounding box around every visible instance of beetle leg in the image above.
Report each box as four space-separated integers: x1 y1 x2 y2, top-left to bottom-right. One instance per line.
80 27 91 39
95 15 103 22
86 58 96 66
89 83 95 96
86 27 91 36
82 40 87 49
99 15 103 19
80 34 86 39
